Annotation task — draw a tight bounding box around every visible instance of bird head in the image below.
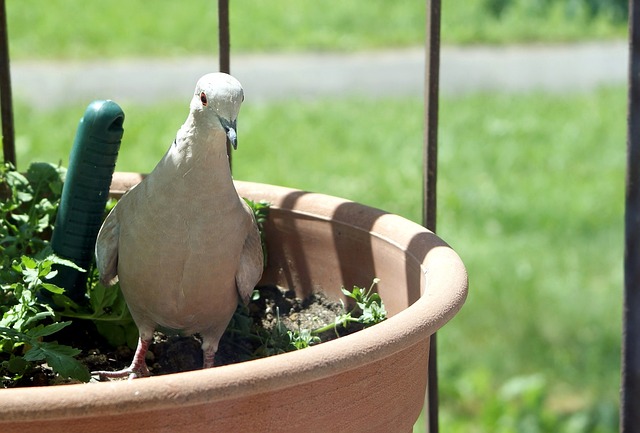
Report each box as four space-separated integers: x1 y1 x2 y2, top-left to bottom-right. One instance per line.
190 73 244 150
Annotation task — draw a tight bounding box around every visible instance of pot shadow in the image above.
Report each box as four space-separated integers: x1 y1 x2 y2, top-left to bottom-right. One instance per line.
262 189 446 312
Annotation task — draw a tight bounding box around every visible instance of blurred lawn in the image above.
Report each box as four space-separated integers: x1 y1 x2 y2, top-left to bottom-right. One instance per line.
6 0 627 59
12 86 625 431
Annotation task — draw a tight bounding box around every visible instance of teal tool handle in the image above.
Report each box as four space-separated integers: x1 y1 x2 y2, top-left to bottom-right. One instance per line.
51 100 124 300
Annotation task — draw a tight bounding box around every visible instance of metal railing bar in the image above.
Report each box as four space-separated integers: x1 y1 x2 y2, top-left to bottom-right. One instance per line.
218 0 232 167
0 0 15 167
622 0 640 430
424 1 441 432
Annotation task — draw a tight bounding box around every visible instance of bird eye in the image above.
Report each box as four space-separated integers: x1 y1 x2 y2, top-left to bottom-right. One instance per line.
200 92 208 106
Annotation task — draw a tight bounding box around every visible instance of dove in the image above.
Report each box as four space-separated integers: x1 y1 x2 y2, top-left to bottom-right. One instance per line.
93 73 263 380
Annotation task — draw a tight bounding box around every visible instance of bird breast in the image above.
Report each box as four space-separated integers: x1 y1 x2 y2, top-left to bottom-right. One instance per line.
114 161 250 333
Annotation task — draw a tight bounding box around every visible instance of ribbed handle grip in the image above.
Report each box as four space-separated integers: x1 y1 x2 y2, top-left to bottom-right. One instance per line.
51 100 124 300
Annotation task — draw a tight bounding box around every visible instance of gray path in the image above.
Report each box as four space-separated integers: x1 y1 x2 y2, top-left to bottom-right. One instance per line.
10 40 627 110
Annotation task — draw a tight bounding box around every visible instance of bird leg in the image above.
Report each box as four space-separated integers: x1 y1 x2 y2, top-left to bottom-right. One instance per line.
93 337 152 380
203 347 216 369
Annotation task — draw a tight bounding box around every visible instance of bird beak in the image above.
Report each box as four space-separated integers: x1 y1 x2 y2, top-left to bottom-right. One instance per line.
227 121 238 150
218 117 238 150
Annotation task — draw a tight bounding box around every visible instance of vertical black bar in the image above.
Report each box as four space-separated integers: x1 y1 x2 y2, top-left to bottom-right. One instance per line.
424 5 440 228
424 1 441 432
218 0 230 74
0 0 15 167
218 0 232 167
623 0 640 430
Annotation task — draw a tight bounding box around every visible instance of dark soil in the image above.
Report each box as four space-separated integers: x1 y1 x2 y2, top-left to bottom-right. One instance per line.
2 285 362 388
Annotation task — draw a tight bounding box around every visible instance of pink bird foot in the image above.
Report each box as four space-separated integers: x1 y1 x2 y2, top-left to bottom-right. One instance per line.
93 338 151 381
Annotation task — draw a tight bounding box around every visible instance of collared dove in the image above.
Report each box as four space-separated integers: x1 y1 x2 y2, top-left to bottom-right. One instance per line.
93 73 263 380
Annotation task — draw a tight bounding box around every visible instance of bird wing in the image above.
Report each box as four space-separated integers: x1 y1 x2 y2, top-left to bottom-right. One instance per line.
235 203 264 304
95 205 120 287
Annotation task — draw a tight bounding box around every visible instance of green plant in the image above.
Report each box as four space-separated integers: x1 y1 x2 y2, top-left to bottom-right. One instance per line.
0 162 134 383
243 198 270 267
0 322 89 382
257 306 303 356
288 328 320 350
1 254 78 331
0 162 92 382
0 162 64 262
0 253 91 382
313 278 386 336
53 277 138 350
222 296 310 360
224 279 387 360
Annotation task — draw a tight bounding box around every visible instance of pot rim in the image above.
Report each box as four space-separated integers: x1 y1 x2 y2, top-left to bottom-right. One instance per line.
0 175 468 422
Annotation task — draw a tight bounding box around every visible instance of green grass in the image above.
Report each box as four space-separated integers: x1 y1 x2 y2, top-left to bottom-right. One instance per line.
6 0 627 60
444 0 627 45
11 87 625 432
433 88 624 432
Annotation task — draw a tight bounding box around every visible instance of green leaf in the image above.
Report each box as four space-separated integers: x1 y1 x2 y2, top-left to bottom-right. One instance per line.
37 261 54 278
288 328 320 350
44 254 86 273
27 321 72 338
22 267 40 286
20 256 37 269
10 260 23 273
25 341 90 382
0 326 24 341
340 286 354 298
40 283 65 294
250 289 261 302
23 311 55 327
95 320 139 349
51 293 82 311
89 283 107 311
10 213 29 223
242 198 270 268
36 214 50 232
339 279 386 328
26 162 64 190
49 180 63 195
6 355 28 374
5 170 29 189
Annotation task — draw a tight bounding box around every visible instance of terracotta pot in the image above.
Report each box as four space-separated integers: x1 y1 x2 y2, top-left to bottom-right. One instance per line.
0 172 468 433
